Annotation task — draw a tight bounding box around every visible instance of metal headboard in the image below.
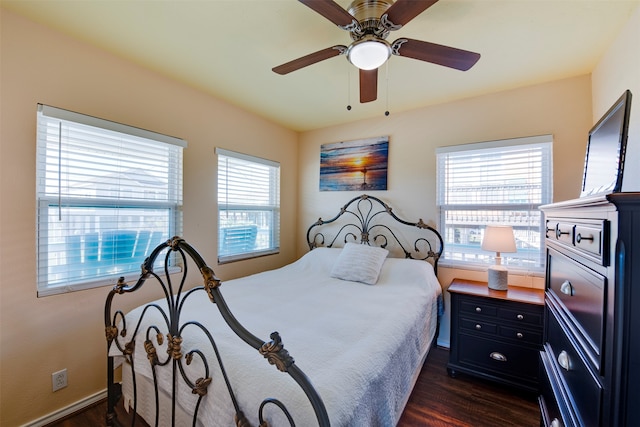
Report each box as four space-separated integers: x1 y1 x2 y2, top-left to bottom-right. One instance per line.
306 194 444 273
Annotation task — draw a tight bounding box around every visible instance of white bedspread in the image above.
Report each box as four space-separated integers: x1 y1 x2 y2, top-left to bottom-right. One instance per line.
112 247 442 426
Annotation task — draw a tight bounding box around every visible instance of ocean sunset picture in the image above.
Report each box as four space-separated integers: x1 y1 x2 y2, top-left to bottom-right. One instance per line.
320 136 389 191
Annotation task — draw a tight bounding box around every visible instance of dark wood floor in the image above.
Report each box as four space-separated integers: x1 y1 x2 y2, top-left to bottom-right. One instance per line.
398 347 539 426
47 347 539 426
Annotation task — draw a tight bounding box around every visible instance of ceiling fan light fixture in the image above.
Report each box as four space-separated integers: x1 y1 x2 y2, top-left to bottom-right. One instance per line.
347 38 390 70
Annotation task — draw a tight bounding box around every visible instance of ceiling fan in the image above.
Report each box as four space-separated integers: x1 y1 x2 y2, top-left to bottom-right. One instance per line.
272 0 481 103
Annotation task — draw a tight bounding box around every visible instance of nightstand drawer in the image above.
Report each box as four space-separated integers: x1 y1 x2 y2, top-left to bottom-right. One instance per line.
460 317 497 334
500 325 542 345
447 279 545 393
498 305 543 327
460 299 498 317
458 334 539 381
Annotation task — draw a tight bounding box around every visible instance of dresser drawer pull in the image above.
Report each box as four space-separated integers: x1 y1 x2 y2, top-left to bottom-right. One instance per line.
475 324 482 330
516 332 524 339
551 418 562 427
489 352 507 362
558 350 571 371
516 314 524 320
556 229 570 238
560 280 574 296
475 307 482 313
576 233 594 243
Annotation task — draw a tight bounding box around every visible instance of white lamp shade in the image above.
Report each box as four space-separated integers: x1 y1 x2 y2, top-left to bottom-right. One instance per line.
348 39 391 70
481 225 517 253
482 225 516 290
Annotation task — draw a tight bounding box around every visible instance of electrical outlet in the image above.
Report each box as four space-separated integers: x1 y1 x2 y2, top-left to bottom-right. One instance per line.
52 369 67 392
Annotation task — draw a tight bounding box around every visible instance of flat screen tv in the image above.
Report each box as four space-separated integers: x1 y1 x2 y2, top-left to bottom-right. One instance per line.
580 90 632 197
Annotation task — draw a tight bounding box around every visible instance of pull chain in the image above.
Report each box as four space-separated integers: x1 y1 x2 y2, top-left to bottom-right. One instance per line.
347 62 352 111
384 61 390 116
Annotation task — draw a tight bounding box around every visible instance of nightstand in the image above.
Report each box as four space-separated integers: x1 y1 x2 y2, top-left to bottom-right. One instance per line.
447 278 545 393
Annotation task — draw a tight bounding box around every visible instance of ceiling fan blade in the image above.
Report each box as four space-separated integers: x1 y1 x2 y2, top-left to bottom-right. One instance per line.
392 38 480 71
383 0 439 28
360 69 378 103
273 45 347 75
299 0 356 29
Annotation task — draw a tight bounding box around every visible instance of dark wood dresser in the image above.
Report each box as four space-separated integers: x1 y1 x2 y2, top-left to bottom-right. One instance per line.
539 193 640 427
447 278 545 393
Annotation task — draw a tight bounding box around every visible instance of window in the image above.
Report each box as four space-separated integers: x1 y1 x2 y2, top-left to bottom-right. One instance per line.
216 148 280 263
36 104 185 296
436 135 552 270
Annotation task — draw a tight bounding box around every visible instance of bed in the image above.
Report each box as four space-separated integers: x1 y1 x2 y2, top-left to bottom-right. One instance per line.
105 194 444 426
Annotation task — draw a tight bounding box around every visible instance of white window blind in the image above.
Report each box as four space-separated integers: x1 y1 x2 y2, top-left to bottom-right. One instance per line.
36 104 185 296
216 148 280 263
436 135 552 270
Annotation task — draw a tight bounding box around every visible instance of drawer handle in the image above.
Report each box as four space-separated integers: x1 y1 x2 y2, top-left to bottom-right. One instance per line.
556 228 570 238
551 418 562 427
489 352 507 362
516 332 524 339
475 324 482 330
558 350 571 371
560 280 574 296
475 307 482 313
576 233 594 243
516 314 524 320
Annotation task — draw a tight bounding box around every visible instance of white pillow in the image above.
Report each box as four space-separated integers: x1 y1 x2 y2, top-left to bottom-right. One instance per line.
330 242 389 285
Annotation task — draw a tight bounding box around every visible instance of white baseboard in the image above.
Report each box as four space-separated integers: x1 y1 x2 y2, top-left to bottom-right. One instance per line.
437 337 450 348
21 389 107 427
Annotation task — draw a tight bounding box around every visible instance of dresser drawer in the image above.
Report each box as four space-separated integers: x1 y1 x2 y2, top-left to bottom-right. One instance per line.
574 224 602 259
547 248 605 367
547 311 602 427
539 348 579 427
545 218 608 265
547 221 574 246
458 333 539 381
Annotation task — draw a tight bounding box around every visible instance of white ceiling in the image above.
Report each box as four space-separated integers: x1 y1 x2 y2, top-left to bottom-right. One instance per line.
3 0 639 131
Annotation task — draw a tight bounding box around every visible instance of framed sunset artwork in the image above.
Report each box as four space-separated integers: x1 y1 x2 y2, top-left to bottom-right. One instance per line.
320 136 389 191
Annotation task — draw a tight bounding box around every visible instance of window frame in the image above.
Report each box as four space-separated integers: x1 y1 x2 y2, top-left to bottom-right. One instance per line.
216 148 280 264
436 135 553 272
36 104 185 296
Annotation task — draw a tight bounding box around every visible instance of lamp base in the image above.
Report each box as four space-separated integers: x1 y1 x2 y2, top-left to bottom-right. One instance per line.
487 265 508 290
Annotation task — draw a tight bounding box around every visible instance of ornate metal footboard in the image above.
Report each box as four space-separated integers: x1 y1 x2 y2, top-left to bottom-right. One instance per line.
105 237 329 427
307 194 444 272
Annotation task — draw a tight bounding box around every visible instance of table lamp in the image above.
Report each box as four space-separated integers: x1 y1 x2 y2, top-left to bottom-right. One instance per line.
481 225 517 290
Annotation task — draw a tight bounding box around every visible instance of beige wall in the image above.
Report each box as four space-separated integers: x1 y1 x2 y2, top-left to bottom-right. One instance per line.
297 76 592 346
0 10 299 426
592 4 640 192
297 76 593 239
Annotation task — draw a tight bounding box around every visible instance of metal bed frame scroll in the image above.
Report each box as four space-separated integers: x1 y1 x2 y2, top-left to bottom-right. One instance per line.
105 237 329 427
306 194 444 273
105 194 444 427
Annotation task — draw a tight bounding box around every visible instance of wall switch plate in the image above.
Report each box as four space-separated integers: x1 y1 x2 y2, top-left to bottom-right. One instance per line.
52 369 67 392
